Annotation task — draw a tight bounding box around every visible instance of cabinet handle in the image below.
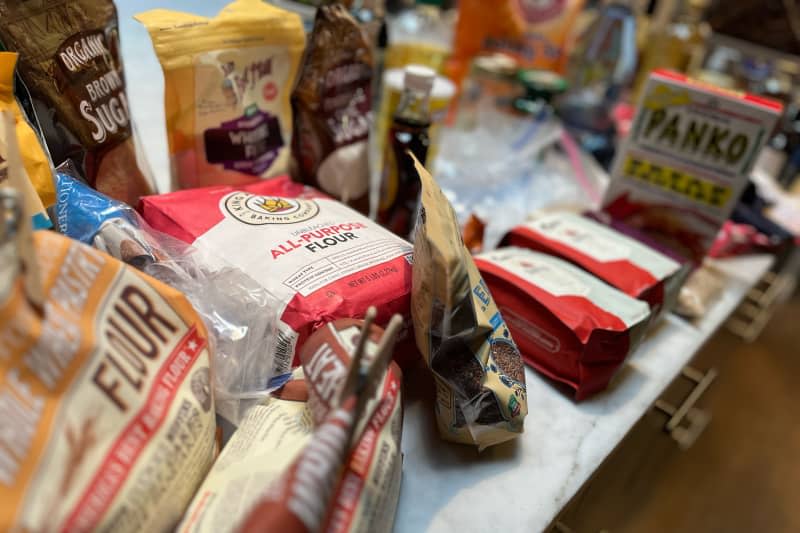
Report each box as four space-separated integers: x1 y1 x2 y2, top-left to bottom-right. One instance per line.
653 366 717 450
551 521 609 533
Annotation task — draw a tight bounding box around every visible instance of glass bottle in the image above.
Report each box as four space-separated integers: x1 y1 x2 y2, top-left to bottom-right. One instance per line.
632 0 711 97
378 65 434 237
384 0 452 73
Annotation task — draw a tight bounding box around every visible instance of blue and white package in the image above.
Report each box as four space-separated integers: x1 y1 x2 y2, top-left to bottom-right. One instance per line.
53 171 291 425
54 171 137 243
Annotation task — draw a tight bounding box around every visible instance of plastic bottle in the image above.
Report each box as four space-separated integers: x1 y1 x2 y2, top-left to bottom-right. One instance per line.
378 65 434 237
384 0 453 73
633 0 711 97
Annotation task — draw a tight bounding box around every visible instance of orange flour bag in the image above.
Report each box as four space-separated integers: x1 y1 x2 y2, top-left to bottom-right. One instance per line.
0 229 217 532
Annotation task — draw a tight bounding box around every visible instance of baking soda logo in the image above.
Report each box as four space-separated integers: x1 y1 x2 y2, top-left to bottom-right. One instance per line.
223 192 319 225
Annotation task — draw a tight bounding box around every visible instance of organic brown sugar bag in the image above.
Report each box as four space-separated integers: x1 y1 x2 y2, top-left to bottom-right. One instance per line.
291 4 373 214
0 0 154 205
136 0 305 190
0 219 216 531
410 156 527 450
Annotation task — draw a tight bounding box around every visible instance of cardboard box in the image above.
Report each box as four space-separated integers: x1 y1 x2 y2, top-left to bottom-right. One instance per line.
603 69 783 263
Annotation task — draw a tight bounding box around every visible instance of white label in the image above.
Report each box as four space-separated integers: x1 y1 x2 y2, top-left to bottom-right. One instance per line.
528 214 630 263
479 248 651 328
195 197 412 303
483 249 590 298
527 212 680 279
177 399 313 533
195 45 292 179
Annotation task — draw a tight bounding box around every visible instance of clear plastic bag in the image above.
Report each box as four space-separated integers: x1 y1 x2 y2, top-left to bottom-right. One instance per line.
435 109 608 251
55 171 289 424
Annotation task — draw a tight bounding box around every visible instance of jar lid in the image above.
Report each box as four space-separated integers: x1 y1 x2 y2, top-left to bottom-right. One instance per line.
403 64 436 94
471 53 519 80
518 69 567 91
517 69 567 102
384 68 455 98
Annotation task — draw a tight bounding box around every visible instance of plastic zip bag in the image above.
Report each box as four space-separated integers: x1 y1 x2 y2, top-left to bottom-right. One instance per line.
55 170 289 424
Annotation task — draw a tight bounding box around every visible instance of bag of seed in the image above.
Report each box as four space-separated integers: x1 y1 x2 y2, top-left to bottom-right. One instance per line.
410 156 527 450
0 224 216 531
291 4 373 214
0 0 154 205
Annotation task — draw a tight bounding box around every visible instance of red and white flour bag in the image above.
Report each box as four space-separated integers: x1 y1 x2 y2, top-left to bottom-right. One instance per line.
140 176 414 368
475 247 651 400
299 319 403 533
0 230 216 531
503 211 690 318
177 319 402 533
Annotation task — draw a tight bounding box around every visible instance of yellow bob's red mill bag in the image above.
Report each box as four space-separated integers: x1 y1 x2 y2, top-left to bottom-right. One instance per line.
136 0 306 190
0 230 216 531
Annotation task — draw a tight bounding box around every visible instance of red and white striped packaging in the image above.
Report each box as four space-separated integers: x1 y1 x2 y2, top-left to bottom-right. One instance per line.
298 319 403 533
503 211 689 320
475 247 651 400
140 176 414 369
238 319 403 533
176 320 402 533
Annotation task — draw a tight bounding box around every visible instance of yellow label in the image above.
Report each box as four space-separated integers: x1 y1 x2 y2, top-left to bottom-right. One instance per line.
0 231 216 531
0 52 54 216
643 84 692 111
622 155 733 208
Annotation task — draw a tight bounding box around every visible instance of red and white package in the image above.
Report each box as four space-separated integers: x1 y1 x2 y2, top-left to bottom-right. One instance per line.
299 319 403 533
140 176 414 368
475 247 651 400
176 319 402 533
238 319 403 533
503 211 689 318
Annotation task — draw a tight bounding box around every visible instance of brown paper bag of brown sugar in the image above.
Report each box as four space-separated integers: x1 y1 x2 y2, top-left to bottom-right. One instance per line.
0 0 154 204
0 201 216 531
410 155 528 450
291 4 373 214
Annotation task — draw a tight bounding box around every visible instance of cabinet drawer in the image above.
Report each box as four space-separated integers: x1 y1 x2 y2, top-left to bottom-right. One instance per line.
551 363 718 532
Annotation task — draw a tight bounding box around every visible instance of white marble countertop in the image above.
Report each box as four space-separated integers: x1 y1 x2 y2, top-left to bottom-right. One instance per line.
113 7 774 531
394 254 774 533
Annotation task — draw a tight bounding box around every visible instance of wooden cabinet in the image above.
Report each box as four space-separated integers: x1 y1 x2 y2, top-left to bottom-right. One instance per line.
550 357 719 532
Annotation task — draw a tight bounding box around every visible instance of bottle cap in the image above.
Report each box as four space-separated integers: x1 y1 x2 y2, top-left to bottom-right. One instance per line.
472 53 518 79
403 64 436 94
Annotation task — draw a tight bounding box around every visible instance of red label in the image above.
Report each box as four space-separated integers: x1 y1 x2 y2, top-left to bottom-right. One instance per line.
62 327 206 532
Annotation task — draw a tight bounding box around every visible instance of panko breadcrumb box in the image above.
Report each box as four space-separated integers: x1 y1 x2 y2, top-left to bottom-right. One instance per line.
603 69 782 263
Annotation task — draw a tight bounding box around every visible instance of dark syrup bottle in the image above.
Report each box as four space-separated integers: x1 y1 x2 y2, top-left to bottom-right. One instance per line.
378 65 435 238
